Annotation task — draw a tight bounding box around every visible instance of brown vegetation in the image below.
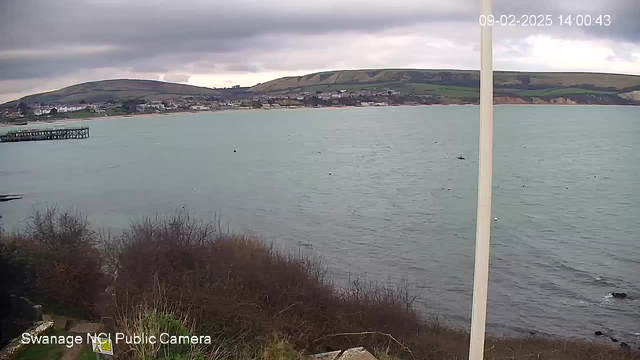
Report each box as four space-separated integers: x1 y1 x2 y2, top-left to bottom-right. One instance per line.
1 209 639 360
0 208 105 318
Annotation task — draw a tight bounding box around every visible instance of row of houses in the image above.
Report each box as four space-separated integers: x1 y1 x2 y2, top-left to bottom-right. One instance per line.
251 89 400 103
360 102 389 107
32 104 90 116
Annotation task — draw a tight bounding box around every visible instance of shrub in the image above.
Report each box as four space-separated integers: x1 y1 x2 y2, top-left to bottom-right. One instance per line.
109 213 421 356
1 208 105 317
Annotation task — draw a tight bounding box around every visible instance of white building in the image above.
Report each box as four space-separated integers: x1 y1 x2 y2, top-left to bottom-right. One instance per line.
34 108 51 116
57 105 85 113
190 105 210 111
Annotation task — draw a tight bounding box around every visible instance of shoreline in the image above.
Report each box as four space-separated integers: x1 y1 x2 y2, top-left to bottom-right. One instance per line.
1 103 638 129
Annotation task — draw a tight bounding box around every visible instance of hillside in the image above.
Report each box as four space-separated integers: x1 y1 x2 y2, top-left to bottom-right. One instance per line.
5 70 640 108
251 69 640 104
3 79 221 106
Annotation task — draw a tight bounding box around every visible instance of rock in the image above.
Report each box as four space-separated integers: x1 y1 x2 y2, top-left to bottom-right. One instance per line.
611 292 627 299
308 351 342 360
337 347 377 360
329 172 332 175
619 342 630 349
457 156 465 160
610 337 618 343
594 331 603 336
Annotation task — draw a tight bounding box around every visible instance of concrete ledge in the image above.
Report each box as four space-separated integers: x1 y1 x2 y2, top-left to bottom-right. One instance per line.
309 347 378 360
308 350 342 360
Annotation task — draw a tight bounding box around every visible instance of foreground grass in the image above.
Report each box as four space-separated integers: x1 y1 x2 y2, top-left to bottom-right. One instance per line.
1 209 639 360
12 329 94 360
14 342 65 360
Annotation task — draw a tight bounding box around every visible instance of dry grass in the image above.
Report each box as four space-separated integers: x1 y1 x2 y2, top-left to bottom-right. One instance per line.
262 334 302 360
113 284 228 360
108 214 422 355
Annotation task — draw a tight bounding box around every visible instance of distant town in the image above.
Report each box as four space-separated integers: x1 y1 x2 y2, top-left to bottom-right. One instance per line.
4 68 638 124
1 88 452 123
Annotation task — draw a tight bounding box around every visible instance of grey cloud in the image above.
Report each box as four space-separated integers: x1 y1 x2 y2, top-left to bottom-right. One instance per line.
0 0 480 81
0 0 473 49
0 0 638 99
0 47 143 80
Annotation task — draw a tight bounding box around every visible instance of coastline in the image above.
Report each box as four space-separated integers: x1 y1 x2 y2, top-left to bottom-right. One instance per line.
1 102 638 129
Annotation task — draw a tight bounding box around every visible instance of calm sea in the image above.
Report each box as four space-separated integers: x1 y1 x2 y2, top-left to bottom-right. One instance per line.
1 106 639 344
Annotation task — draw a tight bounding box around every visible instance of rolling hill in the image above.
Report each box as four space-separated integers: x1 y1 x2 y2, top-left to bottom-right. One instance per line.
251 69 640 104
3 79 222 106
4 70 640 107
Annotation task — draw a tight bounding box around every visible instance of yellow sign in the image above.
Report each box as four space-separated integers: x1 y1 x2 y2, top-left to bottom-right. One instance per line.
91 336 114 355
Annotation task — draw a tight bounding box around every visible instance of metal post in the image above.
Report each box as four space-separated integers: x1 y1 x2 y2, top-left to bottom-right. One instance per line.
468 0 494 359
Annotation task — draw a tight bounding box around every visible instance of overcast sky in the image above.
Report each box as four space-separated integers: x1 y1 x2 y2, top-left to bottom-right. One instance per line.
0 0 639 102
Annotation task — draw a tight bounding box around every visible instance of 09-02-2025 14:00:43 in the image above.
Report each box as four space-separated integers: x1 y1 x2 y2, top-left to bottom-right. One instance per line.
479 14 611 27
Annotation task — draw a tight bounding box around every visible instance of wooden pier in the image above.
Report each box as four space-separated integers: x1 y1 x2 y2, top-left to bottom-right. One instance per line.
0 127 89 143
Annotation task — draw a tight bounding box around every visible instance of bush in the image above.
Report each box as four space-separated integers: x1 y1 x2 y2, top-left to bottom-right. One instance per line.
1 208 105 317
109 213 421 356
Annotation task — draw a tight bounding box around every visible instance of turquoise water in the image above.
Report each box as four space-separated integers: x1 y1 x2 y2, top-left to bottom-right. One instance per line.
1 106 639 344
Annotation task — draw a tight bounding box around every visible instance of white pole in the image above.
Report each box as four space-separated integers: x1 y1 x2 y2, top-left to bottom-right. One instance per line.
469 0 494 359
